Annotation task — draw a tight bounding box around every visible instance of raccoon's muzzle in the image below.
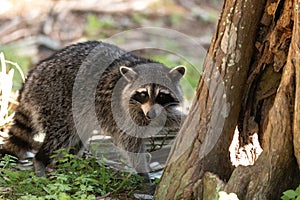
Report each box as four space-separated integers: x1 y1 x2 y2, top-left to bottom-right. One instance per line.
142 103 163 120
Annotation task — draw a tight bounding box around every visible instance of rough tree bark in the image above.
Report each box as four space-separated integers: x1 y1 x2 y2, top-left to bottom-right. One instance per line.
154 0 300 199
293 0 300 174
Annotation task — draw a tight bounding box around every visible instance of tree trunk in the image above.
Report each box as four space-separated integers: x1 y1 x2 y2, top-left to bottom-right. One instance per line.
154 0 300 199
293 0 300 172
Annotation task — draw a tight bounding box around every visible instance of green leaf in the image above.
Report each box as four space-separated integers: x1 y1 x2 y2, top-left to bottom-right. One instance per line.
281 196 291 200
86 194 96 200
58 192 71 200
154 177 160 184
283 190 298 199
296 186 300 195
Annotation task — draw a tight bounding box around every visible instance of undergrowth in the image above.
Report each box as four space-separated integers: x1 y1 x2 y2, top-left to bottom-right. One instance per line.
0 149 143 200
281 185 300 200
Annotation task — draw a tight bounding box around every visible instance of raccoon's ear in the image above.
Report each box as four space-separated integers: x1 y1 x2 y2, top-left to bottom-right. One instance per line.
169 65 185 82
120 66 137 82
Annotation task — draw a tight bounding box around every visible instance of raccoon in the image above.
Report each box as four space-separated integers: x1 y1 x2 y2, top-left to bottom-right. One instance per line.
0 41 185 179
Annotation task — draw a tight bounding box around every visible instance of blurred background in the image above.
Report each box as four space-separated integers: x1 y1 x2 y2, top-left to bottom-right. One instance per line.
0 0 222 91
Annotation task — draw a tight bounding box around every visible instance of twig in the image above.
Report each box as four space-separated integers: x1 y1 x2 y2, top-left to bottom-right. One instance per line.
5 60 25 82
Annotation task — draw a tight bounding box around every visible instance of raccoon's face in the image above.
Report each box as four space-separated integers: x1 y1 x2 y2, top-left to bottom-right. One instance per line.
131 84 180 120
119 64 185 124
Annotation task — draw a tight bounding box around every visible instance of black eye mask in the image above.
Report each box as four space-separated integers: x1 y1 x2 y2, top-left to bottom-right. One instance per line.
156 92 179 106
132 91 149 104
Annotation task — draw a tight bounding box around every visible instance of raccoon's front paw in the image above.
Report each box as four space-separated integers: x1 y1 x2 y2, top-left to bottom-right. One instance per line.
33 158 46 177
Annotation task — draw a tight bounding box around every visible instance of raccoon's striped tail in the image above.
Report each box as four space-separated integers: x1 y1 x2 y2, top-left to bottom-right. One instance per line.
0 109 41 160
0 132 36 160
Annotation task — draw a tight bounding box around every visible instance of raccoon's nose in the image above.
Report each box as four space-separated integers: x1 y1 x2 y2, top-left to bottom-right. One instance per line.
146 110 157 119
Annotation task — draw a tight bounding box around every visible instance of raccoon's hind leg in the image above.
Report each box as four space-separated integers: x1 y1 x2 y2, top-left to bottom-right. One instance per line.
33 127 83 176
1 109 40 159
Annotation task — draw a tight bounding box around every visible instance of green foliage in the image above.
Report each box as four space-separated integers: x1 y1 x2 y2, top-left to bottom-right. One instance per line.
153 177 160 184
0 150 143 199
282 185 300 200
0 154 18 169
85 14 117 38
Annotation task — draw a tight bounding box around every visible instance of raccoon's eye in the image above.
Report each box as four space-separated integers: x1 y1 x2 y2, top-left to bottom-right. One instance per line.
156 93 178 106
132 92 149 103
